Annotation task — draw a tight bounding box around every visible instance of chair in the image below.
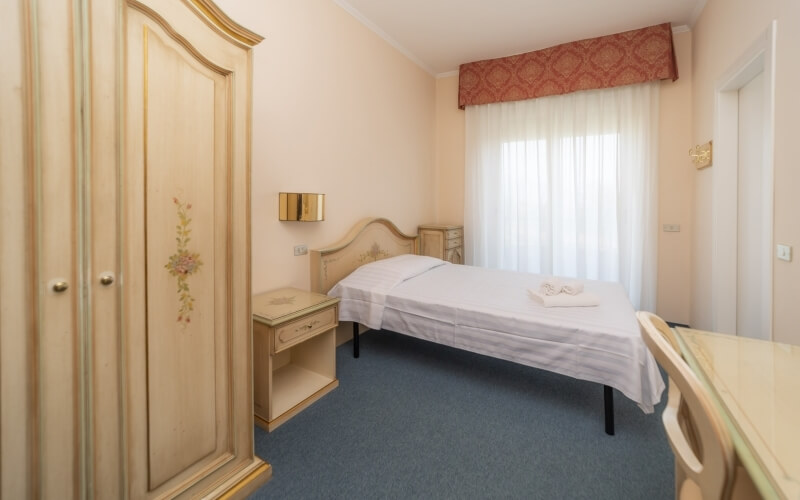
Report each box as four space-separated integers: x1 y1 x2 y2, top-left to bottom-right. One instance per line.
636 311 735 499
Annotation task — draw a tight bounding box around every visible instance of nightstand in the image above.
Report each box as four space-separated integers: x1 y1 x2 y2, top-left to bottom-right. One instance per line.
252 287 339 431
418 224 463 264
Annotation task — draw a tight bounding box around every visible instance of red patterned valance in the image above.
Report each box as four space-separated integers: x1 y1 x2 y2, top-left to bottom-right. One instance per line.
458 23 677 109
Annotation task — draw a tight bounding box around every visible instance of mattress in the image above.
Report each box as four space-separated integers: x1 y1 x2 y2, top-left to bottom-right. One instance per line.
328 255 665 413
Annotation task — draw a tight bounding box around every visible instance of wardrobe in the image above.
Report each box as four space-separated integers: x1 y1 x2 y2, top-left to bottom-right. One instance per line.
0 0 270 497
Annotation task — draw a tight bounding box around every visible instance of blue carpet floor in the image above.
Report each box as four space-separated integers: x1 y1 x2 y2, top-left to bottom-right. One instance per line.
252 330 673 499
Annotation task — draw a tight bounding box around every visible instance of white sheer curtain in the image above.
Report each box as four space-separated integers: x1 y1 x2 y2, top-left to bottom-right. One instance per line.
464 82 659 311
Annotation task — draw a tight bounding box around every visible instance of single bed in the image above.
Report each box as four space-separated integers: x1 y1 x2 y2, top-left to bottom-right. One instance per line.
310 218 665 434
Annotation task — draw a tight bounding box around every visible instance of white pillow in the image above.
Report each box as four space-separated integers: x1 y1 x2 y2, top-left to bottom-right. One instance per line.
329 254 446 300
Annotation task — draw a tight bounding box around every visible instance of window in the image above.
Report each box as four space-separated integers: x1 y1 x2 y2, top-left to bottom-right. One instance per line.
465 83 658 310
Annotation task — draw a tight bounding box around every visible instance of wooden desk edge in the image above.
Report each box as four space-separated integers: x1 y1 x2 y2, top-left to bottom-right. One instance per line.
674 328 783 500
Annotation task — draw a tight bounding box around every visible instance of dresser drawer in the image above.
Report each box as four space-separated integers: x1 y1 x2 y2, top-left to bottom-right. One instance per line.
445 246 463 265
446 228 463 240
273 306 338 354
445 236 462 249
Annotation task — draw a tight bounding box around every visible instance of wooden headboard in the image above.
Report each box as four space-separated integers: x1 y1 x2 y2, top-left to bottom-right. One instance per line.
310 218 418 294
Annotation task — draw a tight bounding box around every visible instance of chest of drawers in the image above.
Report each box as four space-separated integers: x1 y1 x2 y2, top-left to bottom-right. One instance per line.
418 224 463 264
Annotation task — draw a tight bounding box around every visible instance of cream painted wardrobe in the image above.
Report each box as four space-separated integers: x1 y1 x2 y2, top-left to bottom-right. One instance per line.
0 0 270 498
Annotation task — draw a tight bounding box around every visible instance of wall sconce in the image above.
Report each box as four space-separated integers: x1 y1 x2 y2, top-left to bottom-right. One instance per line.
689 141 712 169
279 192 325 221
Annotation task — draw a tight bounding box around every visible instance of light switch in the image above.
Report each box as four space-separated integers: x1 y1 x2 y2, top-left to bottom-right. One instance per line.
777 244 792 262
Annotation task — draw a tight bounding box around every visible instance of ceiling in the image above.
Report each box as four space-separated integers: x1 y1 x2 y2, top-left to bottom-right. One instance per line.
333 0 705 76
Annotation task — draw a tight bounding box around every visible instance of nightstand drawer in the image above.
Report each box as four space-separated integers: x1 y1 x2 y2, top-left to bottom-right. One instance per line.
445 236 462 249
446 228 462 239
273 306 337 354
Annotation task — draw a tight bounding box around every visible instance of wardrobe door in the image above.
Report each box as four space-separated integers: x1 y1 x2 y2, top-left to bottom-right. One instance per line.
122 0 268 497
88 1 125 498
2 0 268 497
2 2 122 497
0 5 31 497
1 1 82 498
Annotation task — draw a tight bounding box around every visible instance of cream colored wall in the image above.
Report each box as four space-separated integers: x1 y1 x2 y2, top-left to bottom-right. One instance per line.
657 31 693 325
215 0 436 293
432 32 695 324
212 0 800 342
690 0 800 344
434 75 465 225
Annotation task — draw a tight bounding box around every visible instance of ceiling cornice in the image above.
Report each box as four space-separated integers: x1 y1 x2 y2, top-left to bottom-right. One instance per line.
333 1 698 79
436 70 459 79
332 0 436 76
687 0 708 26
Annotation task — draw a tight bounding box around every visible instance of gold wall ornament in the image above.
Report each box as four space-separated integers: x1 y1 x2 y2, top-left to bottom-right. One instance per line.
690 141 713 169
279 192 325 221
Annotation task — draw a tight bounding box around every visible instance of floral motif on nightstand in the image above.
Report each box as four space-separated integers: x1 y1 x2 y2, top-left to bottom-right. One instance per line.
269 296 296 306
165 197 203 326
358 242 389 263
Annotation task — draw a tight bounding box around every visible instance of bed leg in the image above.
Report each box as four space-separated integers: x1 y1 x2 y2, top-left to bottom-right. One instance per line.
353 321 360 358
604 385 615 436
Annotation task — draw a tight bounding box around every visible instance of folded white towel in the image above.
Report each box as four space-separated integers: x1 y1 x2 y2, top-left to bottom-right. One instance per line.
528 289 600 308
560 280 584 296
539 278 563 296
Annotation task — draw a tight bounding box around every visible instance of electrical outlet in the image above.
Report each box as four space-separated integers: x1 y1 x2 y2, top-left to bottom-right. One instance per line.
777 244 792 262
663 224 681 232
293 244 308 256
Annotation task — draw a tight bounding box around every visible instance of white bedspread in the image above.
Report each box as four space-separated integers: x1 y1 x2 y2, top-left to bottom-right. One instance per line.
329 257 665 413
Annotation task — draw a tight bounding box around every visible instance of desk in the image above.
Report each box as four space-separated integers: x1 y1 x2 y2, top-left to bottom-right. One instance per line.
676 328 800 499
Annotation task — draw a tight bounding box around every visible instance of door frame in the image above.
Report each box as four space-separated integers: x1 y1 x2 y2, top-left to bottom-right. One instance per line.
711 21 776 338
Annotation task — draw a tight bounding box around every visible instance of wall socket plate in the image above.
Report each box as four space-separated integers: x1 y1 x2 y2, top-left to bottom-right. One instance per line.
663 224 681 232
293 244 308 256
777 244 792 262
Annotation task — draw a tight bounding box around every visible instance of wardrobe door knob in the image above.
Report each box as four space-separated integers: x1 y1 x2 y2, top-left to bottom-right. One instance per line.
99 274 114 286
52 281 69 293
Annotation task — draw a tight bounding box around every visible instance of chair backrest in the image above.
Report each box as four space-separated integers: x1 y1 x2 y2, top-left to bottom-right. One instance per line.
636 311 734 499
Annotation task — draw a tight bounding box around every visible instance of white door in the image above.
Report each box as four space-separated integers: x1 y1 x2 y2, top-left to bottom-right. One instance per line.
711 22 774 339
736 71 770 339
